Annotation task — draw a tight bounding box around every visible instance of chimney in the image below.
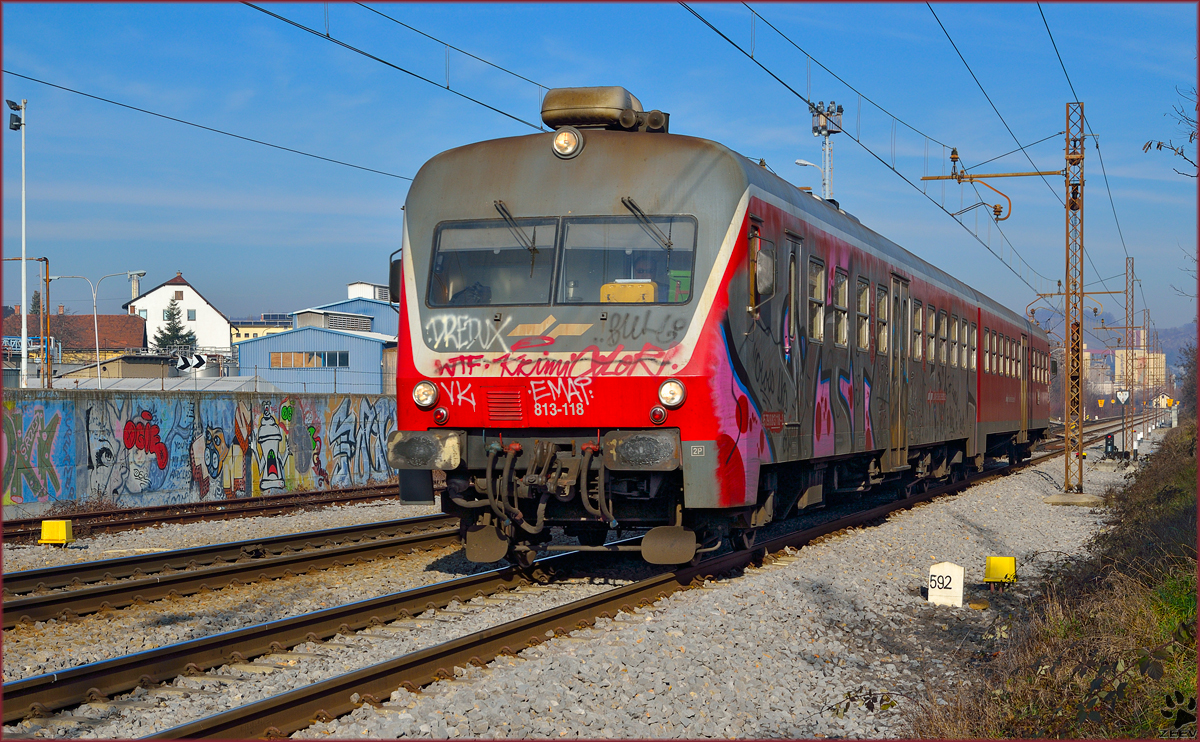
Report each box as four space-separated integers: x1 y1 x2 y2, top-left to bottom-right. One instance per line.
58 304 64 315
131 274 141 299
14 304 20 315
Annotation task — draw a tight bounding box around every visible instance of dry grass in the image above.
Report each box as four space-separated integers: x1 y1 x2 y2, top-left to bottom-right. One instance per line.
904 421 1198 739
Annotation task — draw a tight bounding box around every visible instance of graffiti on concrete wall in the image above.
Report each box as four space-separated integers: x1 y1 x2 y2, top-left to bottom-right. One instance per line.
2 401 73 505
3 392 400 516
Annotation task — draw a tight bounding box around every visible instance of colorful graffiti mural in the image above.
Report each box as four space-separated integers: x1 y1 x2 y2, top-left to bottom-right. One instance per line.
2 391 400 516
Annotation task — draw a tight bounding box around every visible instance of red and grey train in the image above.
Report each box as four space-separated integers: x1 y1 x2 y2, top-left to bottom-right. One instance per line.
385 86 1051 566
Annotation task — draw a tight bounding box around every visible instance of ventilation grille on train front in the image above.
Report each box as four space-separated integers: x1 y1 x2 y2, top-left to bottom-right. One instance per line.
486 389 523 421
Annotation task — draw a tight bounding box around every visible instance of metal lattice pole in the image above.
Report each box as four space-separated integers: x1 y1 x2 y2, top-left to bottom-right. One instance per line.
1124 258 1134 454
1063 103 1085 493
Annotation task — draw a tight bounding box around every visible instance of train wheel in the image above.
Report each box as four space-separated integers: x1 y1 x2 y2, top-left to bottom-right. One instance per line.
733 529 757 551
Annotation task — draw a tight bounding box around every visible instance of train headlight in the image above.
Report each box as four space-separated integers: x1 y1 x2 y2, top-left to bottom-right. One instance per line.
412 381 439 409
658 379 686 408
552 126 584 159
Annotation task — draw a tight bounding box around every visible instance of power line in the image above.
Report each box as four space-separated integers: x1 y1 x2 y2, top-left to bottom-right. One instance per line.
742 4 951 149
926 4 1065 209
2 69 412 180
684 3 1052 294
354 3 548 92
963 130 1064 170
243 2 545 132
1037 2 1138 310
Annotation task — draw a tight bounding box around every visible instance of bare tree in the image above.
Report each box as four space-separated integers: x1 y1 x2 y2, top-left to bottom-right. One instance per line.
1143 84 1197 178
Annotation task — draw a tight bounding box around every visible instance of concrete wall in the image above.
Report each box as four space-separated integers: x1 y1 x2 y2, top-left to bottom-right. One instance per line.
2 389 398 519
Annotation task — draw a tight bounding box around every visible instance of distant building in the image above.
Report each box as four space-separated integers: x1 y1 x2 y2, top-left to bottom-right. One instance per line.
124 271 232 352
235 284 398 394
230 313 293 343
3 311 146 363
347 281 392 302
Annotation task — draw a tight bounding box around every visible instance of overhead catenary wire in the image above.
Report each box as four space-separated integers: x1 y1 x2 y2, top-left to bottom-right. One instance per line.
685 3 1051 295
1 69 411 180
1036 3 1140 316
926 4 1065 209
743 3 1057 292
353 3 548 92
243 2 545 132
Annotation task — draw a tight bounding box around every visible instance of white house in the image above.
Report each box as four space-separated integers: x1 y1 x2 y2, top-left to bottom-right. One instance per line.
123 271 233 352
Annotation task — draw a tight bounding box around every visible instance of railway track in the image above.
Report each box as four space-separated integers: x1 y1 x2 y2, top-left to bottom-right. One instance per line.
2 515 458 629
1 483 410 542
4 420 1126 734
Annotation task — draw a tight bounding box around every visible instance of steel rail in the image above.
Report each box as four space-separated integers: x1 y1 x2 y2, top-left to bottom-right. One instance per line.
151 432 1115 741
2 484 407 541
2 524 459 629
3 514 455 597
1 555 575 724
4 416 1134 730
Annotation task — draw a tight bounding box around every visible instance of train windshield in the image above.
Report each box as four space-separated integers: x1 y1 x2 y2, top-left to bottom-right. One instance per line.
428 218 559 306
557 216 696 304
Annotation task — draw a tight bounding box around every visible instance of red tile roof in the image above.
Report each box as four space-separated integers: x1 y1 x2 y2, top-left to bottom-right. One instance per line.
3 314 146 349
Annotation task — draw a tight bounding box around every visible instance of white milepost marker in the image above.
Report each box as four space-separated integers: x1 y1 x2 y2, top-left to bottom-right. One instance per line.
927 561 964 607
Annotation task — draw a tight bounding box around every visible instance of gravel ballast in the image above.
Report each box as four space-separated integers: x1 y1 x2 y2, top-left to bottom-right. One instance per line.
2 428 1162 739
2 499 443 573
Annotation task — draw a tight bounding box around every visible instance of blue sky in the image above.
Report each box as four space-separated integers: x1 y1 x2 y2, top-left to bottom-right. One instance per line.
3 3 1196 346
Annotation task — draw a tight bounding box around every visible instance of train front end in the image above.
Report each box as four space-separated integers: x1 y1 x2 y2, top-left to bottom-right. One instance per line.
386 87 761 566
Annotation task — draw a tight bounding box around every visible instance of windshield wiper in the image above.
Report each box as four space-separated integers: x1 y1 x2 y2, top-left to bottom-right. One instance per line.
494 200 539 276
621 196 673 252
494 200 537 254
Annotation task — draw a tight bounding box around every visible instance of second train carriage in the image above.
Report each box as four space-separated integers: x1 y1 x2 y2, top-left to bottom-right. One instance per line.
385 87 1051 565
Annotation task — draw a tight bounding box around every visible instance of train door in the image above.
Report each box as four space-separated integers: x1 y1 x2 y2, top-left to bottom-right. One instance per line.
1019 334 1029 443
887 277 910 470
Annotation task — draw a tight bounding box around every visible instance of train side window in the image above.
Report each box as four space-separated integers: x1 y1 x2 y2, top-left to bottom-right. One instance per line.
961 321 969 368
833 270 849 346
876 285 889 355
949 315 959 368
807 258 825 340
983 329 990 373
991 331 998 374
927 306 937 362
937 310 947 365
1005 337 1012 377
1017 342 1023 378
912 302 923 361
856 278 870 350
970 323 977 371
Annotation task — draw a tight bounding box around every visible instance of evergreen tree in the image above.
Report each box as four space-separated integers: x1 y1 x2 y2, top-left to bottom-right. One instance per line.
153 298 197 350
29 290 41 315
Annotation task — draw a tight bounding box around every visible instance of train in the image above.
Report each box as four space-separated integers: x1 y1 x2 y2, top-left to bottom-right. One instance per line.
385 86 1051 567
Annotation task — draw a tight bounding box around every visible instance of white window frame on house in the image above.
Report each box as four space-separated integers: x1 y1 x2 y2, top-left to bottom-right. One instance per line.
187 309 197 321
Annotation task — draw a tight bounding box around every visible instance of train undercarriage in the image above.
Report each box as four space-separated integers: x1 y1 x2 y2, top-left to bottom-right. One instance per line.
409 427 1043 567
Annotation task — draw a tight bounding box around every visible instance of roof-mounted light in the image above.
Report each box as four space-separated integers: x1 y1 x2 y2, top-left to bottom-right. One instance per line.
552 126 584 159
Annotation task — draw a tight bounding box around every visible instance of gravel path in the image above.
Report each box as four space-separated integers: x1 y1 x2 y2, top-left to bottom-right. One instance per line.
1 428 1163 739
2 500 443 573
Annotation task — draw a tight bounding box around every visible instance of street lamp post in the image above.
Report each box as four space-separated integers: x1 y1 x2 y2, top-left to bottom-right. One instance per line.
50 270 146 389
794 159 826 199
7 98 27 387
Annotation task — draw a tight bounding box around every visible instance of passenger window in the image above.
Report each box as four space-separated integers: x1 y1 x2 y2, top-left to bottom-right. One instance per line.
785 253 797 364
912 302 923 361
833 270 849 346
808 259 825 340
960 321 968 368
970 323 977 371
856 278 870 350
927 307 937 363
949 316 959 368
876 286 889 355
937 310 947 365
